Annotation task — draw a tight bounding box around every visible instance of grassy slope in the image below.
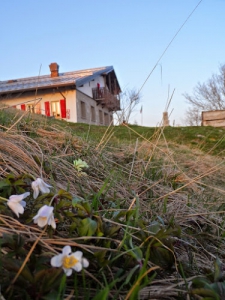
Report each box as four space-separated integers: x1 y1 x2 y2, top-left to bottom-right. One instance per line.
1 108 225 299
67 122 225 156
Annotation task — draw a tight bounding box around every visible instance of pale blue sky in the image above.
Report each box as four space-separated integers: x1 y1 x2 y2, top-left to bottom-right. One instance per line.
1 0 224 126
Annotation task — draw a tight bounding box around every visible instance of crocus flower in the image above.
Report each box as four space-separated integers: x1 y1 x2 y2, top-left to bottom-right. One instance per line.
31 178 52 199
7 192 30 217
33 205 56 229
51 245 89 276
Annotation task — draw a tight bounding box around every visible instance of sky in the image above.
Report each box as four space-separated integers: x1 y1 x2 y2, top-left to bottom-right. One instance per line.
1 0 225 127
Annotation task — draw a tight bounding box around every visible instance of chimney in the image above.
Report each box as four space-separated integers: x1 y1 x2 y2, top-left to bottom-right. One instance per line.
49 62 59 77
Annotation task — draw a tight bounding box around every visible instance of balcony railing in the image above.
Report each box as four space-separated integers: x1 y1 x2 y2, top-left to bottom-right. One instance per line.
92 87 120 111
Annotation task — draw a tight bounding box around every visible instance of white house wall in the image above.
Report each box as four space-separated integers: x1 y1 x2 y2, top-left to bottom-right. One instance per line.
76 75 114 125
1 90 77 122
77 75 105 98
1 74 114 125
76 90 113 125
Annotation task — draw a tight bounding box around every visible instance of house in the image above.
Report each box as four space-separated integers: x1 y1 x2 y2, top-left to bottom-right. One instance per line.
0 63 121 125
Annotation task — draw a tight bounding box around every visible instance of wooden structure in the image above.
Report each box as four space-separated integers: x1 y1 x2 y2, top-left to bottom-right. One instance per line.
202 110 225 127
92 87 120 111
163 111 169 126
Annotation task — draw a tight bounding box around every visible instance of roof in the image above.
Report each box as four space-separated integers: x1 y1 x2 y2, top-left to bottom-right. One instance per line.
0 65 120 95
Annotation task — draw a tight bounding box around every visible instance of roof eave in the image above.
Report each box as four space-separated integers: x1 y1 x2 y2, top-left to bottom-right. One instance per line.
0 82 76 95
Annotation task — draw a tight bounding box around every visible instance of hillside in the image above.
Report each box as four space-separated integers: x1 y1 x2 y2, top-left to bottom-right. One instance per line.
1 108 225 300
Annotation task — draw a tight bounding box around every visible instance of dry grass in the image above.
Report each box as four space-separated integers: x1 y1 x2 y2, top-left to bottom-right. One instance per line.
1 109 225 299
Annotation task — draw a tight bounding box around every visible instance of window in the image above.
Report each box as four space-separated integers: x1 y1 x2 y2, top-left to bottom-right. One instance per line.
104 113 109 125
91 106 96 122
51 101 61 118
45 99 66 118
81 101 86 119
25 103 41 114
99 110 103 124
27 104 35 113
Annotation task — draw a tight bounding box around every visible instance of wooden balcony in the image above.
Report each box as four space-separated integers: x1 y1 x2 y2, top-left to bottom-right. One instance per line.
92 87 120 111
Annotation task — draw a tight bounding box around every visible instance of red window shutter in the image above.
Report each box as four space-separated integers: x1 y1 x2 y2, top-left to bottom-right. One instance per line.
60 99 66 118
21 104 26 111
44 101 50 116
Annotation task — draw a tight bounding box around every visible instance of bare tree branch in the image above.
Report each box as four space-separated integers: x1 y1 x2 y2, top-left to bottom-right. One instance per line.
114 89 141 124
183 64 225 125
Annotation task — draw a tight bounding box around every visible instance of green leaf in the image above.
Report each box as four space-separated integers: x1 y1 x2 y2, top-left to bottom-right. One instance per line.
106 225 120 237
57 273 67 300
92 287 109 300
94 250 108 265
148 221 162 234
35 268 63 293
82 201 92 214
73 159 89 172
210 282 225 298
214 258 222 282
163 197 167 213
42 290 61 300
72 196 82 206
124 265 140 285
150 246 174 269
2 258 34 283
0 181 10 189
191 288 220 299
0 233 14 245
55 199 71 209
57 189 72 200
192 277 211 288
126 209 135 221
14 179 26 186
78 217 97 236
113 210 133 221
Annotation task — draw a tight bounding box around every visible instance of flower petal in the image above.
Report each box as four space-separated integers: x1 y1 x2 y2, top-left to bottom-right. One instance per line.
62 246 72 255
63 268 72 276
39 185 50 194
32 183 39 199
7 201 19 217
37 178 52 194
37 217 47 228
33 217 38 224
20 200 26 208
73 251 83 261
9 192 30 203
49 216 56 229
32 178 52 198
33 205 55 228
51 254 63 267
33 212 40 221
82 258 89 268
16 203 24 215
37 205 54 217
7 202 24 217
72 262 82 272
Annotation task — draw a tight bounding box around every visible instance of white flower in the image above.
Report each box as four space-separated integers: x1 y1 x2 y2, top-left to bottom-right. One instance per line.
7 192 30 217
33 205 56 229
31 178 52 199
51 245 89 276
